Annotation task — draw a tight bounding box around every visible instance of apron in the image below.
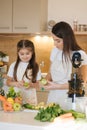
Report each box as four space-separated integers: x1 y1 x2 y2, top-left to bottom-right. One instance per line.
47 52 72 109
14 63 37 105
21 88 37 105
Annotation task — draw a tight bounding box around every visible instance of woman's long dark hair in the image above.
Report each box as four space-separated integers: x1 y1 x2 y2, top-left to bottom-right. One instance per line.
52 21 82 61
13 40 39 82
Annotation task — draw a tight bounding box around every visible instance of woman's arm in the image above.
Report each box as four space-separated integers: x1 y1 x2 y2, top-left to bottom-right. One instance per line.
46 72 52 81
45 62 69 90
45 62 52 81
42 81 69 90
80 65 87 83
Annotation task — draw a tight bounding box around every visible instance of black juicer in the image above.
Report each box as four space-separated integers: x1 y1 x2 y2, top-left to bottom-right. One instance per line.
68 52 85 98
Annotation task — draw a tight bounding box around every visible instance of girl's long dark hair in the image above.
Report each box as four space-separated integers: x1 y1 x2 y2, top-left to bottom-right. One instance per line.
13 40 39 82
52 21 82 61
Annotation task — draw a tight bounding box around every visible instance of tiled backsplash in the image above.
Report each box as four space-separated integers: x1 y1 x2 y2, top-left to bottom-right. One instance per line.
0 34 54 73
0 34 87 73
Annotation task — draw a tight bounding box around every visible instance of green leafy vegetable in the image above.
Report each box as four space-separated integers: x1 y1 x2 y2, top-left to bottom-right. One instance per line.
65 109 86 119
22 103 34 109
34 103 65 122
34 103 86 122
6 87 22 99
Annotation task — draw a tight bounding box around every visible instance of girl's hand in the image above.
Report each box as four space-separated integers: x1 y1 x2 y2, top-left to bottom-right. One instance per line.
31 81 40 90
23 81 40 90
14 81 24 87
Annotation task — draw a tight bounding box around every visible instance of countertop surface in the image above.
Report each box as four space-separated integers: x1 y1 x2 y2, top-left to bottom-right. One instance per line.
0 110 87 130
1 84 87 130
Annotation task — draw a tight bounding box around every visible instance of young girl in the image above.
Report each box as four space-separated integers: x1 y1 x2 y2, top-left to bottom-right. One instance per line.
6 39 41 105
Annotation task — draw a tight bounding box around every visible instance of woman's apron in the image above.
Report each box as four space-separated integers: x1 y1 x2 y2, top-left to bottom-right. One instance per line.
47 52 72 109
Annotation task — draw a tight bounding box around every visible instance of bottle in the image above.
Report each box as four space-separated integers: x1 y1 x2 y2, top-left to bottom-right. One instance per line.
73 20 78 31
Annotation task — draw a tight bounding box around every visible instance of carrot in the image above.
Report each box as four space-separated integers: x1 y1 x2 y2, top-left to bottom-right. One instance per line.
0 95 6 102
59 113 73 119
54 113 74 122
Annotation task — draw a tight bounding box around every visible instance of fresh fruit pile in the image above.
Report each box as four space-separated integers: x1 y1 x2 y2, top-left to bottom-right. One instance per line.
0 87 22 112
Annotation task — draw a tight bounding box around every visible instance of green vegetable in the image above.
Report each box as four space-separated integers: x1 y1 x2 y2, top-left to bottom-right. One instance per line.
66 109 86 119
22 103 34 109
6 87 16 98
34 103 64 122
34 103 86 122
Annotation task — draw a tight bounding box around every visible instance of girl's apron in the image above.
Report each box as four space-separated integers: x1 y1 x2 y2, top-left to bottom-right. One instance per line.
14 65 37 105
47 52 72 109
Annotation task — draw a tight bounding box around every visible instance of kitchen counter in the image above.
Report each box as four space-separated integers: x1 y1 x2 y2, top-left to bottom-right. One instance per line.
1 84 87 130
0 110 87 130
0 110 51 130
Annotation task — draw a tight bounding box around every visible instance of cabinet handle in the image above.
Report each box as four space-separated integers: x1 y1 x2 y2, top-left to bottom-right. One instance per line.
14 27 28 29
0 27 10 29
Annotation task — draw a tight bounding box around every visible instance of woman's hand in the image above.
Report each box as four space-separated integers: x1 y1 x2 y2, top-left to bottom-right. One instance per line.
39 80 56 91
44 81 57 90
39 80 69 91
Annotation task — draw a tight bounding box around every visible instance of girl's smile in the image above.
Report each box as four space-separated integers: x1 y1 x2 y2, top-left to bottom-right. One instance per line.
18 48 32 62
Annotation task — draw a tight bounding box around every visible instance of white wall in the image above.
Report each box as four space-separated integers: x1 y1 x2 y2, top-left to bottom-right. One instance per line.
48 0 87 27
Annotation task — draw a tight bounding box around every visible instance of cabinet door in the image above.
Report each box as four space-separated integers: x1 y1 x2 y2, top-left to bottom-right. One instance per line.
13 0 47 33
0 0 12 33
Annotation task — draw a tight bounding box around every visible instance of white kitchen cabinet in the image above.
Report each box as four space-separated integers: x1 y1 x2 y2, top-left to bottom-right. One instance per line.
0 0 48 33
0 0 12 33
13 0 48 33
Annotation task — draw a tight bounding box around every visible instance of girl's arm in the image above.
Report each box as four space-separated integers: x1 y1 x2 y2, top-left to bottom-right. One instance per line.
6 76 24 87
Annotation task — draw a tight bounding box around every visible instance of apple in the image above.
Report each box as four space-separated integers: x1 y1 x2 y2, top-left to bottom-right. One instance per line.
40 78 48 85
13 102 21 111
24 82 30 88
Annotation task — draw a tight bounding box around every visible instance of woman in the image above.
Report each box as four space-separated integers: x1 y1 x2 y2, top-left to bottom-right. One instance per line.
43 21 87 109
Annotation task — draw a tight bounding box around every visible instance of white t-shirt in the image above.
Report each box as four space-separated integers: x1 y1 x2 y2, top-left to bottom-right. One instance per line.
47 47 87 108
7 61 41 81
7 61 41 105
50 47 87 84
